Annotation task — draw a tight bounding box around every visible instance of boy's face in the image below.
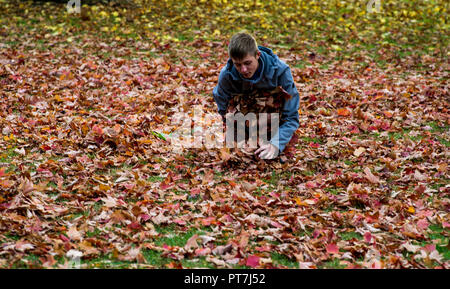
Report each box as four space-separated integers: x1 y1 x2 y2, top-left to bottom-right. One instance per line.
231 51 261 79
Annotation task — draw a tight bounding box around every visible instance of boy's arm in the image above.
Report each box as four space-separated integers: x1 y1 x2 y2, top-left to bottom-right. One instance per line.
270 66 300 153
212 70 235 122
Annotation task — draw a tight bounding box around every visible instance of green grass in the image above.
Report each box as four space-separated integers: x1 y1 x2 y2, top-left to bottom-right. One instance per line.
324 187 342 195
319 258 347 269
141 249 173 267
154 225 204 247
147 175 165 182
271 252 298 268
302 136 324 144
339 231 363 241
0 147 19 163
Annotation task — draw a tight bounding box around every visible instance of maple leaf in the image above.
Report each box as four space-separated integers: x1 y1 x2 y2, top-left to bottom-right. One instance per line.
354 147 366 157
337 108 351 117
1 0 447 270
67 226 82 241
184 234 199 251
326 243 339 255
246 255 260 268
364 167 380 184
18 178 34 194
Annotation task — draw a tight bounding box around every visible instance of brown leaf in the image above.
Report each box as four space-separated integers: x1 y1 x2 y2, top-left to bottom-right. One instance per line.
414 170 427 181
220 147 231 161
212 244 233 256
18 178 34 194
184 234 199 251
67 226 82 241
238 231 249 250
241 181 257 192
364 167 380 184
353 147 366 157
79 240 100 256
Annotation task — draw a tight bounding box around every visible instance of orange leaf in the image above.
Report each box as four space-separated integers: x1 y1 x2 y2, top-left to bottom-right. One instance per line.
383 111 393 118
337 108 351 116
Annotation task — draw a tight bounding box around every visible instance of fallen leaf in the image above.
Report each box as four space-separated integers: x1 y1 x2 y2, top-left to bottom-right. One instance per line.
246 255 260 268
337 108 351 116
326 243 339 254
67 226 82 241
354 147 366 157
364 167 380 184
414 170 427 181
184 234 199 250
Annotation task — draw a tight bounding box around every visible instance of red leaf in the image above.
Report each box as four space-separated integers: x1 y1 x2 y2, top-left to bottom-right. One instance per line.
423 244 435 253
194 248 211 256
59 234 70 243
190 188 200 197
255 245 271 252
127 221 142 230
364 232 372 243
92 124 103 135
173 218 186 226
326 243 339 254
417 219 429 230
305 181 317 188
246 255 260 268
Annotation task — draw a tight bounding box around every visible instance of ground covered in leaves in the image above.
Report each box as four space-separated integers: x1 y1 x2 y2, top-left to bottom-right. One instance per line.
0 0 449 268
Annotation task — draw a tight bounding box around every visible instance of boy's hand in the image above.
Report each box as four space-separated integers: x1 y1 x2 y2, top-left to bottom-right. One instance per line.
255 143 279 159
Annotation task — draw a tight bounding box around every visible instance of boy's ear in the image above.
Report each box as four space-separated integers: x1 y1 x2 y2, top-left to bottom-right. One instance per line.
256 50 261 59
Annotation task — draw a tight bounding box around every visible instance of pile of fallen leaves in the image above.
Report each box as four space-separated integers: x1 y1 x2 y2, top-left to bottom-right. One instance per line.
0 0 448 268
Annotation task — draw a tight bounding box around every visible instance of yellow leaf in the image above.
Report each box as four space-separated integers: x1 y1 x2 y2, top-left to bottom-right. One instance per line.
99 184 110 192
331 45 342 51
294 197 308 206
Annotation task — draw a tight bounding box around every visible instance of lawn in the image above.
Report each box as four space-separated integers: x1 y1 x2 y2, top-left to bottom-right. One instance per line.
0 0 448 268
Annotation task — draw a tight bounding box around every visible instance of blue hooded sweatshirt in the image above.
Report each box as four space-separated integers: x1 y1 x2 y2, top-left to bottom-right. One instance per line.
212 46 300 153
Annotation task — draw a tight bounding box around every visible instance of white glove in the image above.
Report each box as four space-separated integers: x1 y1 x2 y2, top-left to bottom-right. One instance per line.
255 143 279 159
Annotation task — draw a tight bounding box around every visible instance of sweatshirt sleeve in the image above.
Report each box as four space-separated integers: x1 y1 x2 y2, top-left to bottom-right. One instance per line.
269 66 300 153
212 68 235 117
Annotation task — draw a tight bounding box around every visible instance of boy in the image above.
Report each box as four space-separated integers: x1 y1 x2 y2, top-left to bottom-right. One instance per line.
212 32 300 161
